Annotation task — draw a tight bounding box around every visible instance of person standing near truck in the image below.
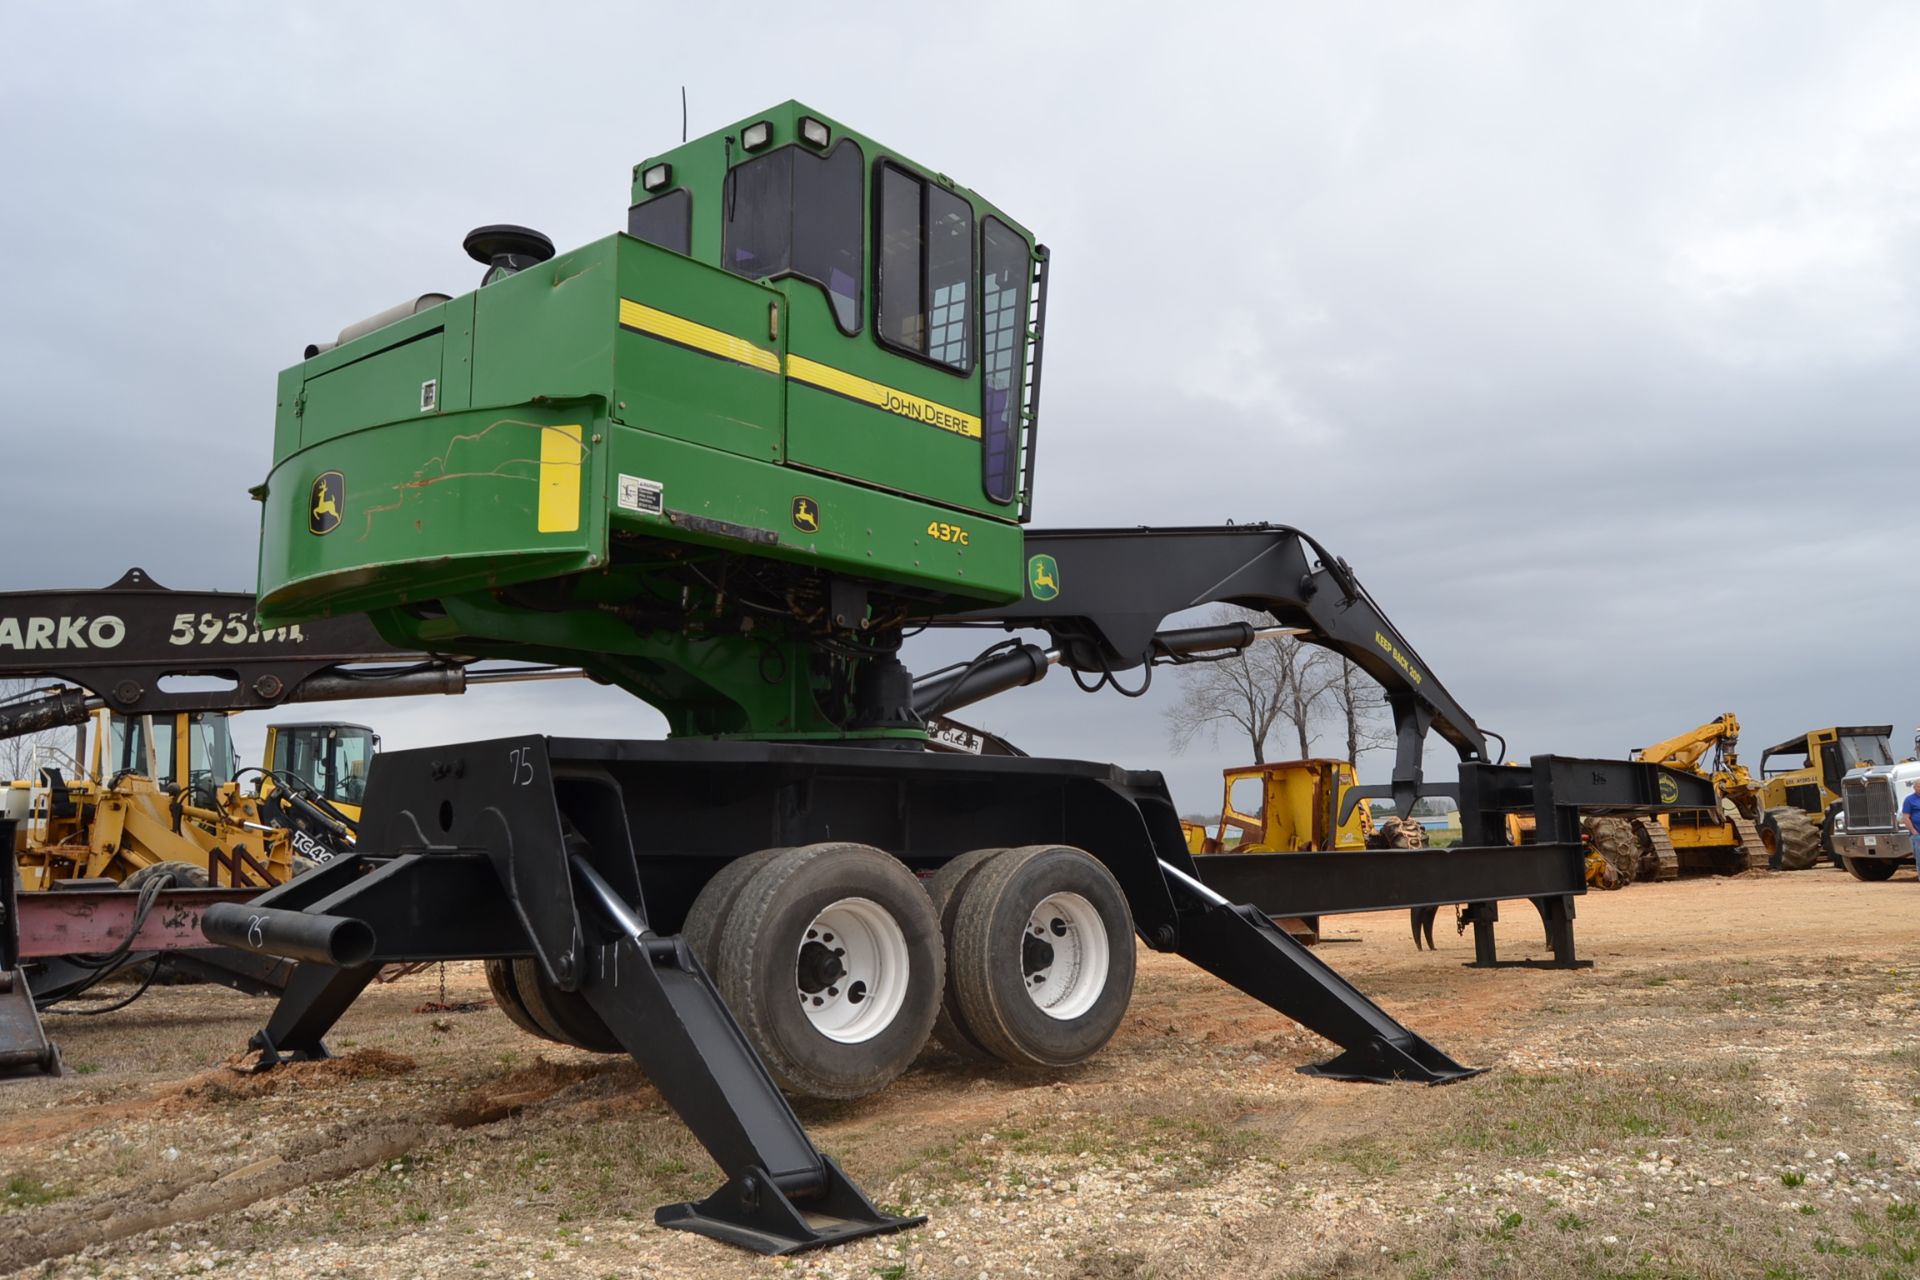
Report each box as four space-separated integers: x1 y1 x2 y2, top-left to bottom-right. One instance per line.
1903 778 1920 866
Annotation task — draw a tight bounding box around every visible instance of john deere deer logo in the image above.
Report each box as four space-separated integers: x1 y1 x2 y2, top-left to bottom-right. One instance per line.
1027 554 1060 601
309 471 344 536
791 496 820 533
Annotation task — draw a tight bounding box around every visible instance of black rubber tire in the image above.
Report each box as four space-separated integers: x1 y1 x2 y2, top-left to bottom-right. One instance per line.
1761 808 1822 871
681 847 788 976
715 843 943 1101
948 845 1136 1069
924 848 1013 1062
509 957 622 1054
122 861 209 890
1367 817 1428 850
1843 856 1900 882
1581 817 1638 888
484 958 556 1043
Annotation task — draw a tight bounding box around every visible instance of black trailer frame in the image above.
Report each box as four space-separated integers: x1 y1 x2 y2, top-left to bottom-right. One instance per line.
204 736 1714 1255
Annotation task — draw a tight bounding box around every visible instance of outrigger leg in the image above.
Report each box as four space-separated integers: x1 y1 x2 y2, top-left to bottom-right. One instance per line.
1157 860 1480 1085
206 851 917 1255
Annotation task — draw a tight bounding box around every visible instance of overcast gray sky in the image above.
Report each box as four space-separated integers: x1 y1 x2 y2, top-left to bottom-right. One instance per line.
4 2 1917 812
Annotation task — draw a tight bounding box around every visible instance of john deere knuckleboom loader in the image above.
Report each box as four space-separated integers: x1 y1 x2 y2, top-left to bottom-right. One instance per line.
207 102 1713 1255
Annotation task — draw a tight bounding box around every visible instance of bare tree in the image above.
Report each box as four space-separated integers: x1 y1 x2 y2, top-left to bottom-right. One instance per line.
0 680 82 783
1165 606 1336 762
1327 658 1394 765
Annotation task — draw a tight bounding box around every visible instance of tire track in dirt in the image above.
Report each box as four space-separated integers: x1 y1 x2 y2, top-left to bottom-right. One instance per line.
0 1052 625 1273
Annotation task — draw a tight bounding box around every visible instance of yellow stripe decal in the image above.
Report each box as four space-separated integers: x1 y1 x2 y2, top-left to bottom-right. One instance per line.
618 299 781 374
536 424 584 533
786 354 982 440
616 298 979 441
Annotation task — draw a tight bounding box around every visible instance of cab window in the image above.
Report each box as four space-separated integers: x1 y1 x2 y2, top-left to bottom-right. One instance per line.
722 140 863 333
186 714 236 791
980 217 1029 503
875 163 973 372
109 715 154 777
627 188 691 256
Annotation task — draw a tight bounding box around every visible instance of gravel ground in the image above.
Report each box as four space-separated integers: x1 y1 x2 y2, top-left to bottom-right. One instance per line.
2 863 1917 1278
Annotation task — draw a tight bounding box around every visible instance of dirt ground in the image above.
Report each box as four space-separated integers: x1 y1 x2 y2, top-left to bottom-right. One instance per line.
2 863 1918 1280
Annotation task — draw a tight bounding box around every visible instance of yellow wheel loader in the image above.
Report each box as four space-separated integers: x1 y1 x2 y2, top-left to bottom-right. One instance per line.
1186 759 1373 854
8 707 363 890
1745 725 1893 869
1183 758 1376 942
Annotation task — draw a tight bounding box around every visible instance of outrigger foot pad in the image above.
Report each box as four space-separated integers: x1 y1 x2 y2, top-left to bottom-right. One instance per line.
1299 1039 1482 1086
656 1155 924 1255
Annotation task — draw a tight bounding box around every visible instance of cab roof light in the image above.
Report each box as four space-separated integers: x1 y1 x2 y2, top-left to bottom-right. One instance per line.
799 116 830 149
641 163 672 192
741 120 773 151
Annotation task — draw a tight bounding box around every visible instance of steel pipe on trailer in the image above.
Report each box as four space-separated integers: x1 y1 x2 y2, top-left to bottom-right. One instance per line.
201 902 376 968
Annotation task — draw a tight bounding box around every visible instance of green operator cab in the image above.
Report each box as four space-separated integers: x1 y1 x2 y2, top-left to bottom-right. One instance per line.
256 103 1048 741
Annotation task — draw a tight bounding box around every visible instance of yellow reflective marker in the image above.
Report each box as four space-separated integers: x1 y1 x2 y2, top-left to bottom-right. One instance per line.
537 424 584 533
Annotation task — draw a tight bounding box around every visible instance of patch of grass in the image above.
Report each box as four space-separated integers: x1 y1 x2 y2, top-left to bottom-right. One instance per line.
874 1265 910 1280
1445 1069 1752 1159
1332 1140 1401 1178
1780 1171 1805 1187
1071 1245 1157 1279
2 1175 67 1211
1484 1211 1523 1241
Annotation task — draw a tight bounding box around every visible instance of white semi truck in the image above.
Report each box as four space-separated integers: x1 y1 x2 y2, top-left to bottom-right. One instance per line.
1831 759 1920 881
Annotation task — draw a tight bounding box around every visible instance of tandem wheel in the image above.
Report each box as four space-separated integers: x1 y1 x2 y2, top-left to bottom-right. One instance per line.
688 842 945 1101
932 845 1136 1070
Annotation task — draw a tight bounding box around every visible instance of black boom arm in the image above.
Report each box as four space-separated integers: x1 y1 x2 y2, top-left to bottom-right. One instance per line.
0 568 572 739
929 524 1490 814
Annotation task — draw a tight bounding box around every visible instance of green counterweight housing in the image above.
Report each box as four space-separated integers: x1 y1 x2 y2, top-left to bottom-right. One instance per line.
257 103 1047 741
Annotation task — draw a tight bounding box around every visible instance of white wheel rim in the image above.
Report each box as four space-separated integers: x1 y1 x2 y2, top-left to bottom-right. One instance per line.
1022 891 1109 1021
796 897 910 1044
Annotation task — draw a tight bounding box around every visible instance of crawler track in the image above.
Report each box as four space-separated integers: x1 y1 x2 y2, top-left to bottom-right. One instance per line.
1630 817 1680 881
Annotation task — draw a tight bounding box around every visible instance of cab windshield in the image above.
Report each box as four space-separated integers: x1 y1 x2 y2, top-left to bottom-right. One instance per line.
185 715 236 797
1837 734 1892 768
272 725 377 806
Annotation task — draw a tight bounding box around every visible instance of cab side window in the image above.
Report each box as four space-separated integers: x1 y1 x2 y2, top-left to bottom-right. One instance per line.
875 162 973 372
980 217 1030 503
627 189 692 256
